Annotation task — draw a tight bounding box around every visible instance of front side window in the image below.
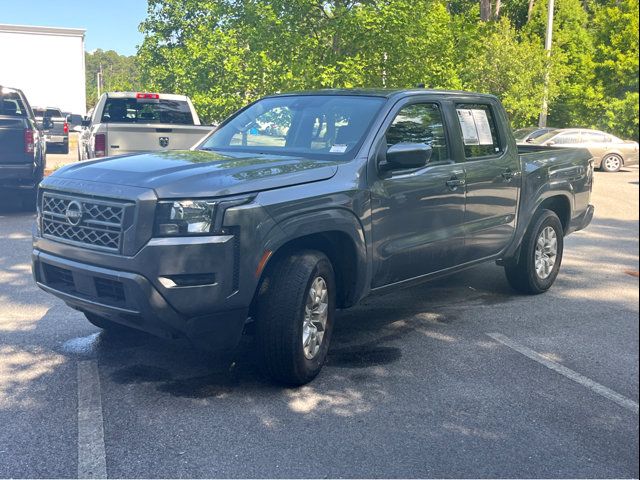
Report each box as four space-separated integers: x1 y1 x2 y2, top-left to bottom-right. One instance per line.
456 103 502 158
386 103 449 162
199 95 385 161
101 98 194 125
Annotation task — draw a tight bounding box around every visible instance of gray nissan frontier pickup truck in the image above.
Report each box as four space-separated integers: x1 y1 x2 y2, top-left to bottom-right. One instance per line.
32 89 594 385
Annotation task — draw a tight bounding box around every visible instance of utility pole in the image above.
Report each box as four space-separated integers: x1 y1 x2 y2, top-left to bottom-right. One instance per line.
538 0 554 127
96 64 103 100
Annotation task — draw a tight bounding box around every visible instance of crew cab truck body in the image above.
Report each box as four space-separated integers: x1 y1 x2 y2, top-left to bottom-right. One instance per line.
1 86 47 203
33 89 594 385
34 107 69 154
77 92 214 160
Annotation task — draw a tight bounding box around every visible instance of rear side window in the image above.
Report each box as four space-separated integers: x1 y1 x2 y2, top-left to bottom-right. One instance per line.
0 91 27 117
101 98 194 125
554 132 582 144
456 103 502 158
386 103 449 162
581 132 606 143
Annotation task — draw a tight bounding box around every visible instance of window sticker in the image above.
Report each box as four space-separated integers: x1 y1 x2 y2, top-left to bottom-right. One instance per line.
329 144 348 153
471 109 494 145
456 108 495 146
457 109 479 145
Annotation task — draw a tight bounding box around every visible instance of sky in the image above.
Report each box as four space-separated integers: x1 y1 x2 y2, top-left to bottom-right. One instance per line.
0 0 148 55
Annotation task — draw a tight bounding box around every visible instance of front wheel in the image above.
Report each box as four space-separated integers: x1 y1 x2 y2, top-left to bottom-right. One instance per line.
601 154 623 172
255 250 336 385
504 209 564 294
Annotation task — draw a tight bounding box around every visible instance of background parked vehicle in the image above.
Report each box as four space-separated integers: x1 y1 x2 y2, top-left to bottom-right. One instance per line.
513 127 556 143
33 107 69 154
77 92 214 160
530 128 639 172
64 112 84 131
0 86 47 206
33 89 594 385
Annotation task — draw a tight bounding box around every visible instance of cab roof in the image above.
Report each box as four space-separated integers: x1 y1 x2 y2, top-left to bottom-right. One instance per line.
270 88 499 100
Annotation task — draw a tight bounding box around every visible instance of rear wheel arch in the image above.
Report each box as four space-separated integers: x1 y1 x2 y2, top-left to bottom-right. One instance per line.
538 194 571 234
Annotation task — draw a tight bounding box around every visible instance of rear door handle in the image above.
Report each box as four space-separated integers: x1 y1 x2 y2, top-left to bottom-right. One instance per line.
446 176 466 191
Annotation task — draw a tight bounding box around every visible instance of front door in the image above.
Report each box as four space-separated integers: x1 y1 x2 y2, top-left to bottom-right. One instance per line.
370 101 466 288
454 102 521 262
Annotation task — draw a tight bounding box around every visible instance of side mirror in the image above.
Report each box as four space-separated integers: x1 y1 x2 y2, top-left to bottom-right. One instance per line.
81 118 91 127
382 143 433 170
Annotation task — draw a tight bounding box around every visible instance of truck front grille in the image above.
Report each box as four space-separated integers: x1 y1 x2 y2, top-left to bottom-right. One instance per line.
41 192 131 252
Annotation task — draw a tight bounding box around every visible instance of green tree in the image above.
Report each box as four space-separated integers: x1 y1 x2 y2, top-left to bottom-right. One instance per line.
85 49 141 110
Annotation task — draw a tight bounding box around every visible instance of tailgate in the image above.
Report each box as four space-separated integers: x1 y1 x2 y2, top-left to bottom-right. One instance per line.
0 117 28 164
106 124 213 155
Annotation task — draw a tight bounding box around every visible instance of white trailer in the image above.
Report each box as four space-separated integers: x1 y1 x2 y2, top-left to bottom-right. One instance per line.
0 23 87 115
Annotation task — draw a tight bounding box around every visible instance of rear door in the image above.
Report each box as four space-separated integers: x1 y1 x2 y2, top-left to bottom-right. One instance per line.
454 101 521 262
370 98 467 288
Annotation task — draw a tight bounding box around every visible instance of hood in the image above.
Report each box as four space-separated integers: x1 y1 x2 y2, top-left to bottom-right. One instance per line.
50 150 338 198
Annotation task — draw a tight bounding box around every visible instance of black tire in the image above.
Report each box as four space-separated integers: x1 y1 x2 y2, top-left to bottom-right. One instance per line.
504 209 564 294
600 154 623 172
84 312 132 332
255 250 336 386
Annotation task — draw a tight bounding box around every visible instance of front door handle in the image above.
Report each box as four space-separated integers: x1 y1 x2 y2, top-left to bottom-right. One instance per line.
446 176 466 191
502 168 514 182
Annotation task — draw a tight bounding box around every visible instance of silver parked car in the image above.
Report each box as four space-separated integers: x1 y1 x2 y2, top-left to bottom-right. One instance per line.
530 128 639 172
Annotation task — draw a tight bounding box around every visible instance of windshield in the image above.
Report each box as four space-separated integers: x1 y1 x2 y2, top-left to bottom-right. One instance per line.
529 130 561 144
198 95 386 160
101 98 195 125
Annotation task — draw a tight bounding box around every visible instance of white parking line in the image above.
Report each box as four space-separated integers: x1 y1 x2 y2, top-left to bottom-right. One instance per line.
77 360 107 479
487 332 639 415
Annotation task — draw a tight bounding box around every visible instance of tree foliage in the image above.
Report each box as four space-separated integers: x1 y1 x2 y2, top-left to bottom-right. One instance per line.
85 50 141 110
137 0 639 140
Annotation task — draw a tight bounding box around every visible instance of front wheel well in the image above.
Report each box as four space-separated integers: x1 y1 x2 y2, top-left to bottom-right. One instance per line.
254 231 360 311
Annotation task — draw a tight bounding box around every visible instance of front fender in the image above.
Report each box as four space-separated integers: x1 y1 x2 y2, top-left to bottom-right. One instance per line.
262 208 370 306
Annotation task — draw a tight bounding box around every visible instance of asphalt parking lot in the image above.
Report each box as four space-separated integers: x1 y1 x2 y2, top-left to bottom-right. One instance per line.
0 164 638 478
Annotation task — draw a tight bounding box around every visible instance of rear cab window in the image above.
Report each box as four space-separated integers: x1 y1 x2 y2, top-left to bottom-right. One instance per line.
455 103 502 158
101 97 194 125
1 90 28 117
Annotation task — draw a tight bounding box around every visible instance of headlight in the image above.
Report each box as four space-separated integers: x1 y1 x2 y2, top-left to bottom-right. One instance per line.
154 196 254 236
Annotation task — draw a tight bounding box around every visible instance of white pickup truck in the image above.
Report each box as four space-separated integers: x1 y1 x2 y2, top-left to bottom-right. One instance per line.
77 92 214 160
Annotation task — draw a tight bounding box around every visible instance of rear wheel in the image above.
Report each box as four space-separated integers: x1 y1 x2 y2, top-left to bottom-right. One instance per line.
504 209 564 294
255 250 336 385
601 154 622 172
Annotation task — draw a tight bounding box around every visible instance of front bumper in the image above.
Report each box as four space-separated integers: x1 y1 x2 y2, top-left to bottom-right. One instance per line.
32 234 249 351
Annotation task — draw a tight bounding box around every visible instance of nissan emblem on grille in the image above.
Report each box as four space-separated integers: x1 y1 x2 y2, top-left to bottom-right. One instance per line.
41 192 130 253
65 200 83 226
159 136 169 147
